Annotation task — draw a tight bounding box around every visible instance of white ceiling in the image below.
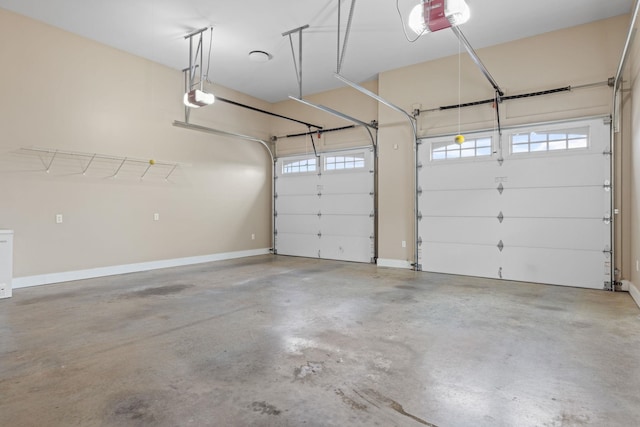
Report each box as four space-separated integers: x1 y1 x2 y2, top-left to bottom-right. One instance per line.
0 0 633 103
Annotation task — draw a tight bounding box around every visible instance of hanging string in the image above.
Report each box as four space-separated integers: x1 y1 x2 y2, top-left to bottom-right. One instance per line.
458 35 461 137
454 33 464 145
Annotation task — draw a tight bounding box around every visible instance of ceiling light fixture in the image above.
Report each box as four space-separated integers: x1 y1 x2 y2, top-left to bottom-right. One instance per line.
183 89 215 108
409 0 470 35
248 50 272 63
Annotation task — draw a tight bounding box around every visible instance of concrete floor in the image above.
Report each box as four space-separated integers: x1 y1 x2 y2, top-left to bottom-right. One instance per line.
1 255 639 427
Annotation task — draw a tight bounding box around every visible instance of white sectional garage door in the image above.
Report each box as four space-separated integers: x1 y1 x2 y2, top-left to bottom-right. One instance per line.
275 148 375 263
417 117 612 289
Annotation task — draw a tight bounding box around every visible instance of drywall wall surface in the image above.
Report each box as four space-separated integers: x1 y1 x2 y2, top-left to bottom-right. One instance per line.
271 81 379 157
376 16 628 262
0 9 273 277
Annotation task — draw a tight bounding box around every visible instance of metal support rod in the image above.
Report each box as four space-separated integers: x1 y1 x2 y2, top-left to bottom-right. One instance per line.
172 121 273 160
184 27 208 39
82 154 96 175
216 96 322 129
289 96 376 130
22 147 179 167
140 163 153 180
283 25 309 99
494 91 502 136
335 73 416 123
199 32 204 92
298 29 303 98
273 159 277 255
288 97 377 148
450 26 503 97
609 0 640 290
277 125 355 139
45 150 58 173
112 158 127 178
165 164 178 181
337 0 341 73
308 128 319 158
338 0 357 73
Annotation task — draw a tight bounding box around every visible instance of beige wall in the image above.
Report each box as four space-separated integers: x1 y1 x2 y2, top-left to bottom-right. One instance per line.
0 9 273 277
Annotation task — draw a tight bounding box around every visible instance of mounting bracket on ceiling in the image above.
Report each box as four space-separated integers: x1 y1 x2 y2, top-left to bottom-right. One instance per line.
282 24 310 99
336 0 357 74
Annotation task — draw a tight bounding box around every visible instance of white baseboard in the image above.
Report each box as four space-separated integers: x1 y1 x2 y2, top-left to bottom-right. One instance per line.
13 248 271 289
627 280 640 309
377 258 413 269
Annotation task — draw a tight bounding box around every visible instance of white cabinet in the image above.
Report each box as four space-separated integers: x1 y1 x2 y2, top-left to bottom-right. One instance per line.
0 230 13 299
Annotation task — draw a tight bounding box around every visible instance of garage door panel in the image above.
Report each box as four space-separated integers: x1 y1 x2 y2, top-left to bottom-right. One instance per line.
501 248 605 289
501 187 605 218
321 215 373 237
275 148 375 263
500 218 605 250
420 190 502 217
275 215 319 234
322 194 373 215
276 175 320 195
276 195 320 214
418 118 611 289
500 155 604 187
276 234 320 258
320 236 373 263
421 243 501 278
321 172 373 193
420 173 497 191
420 217 501 245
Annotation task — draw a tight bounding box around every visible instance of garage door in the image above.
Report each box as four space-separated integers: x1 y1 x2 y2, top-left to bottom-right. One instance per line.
417 117 611 289
275 148 375 263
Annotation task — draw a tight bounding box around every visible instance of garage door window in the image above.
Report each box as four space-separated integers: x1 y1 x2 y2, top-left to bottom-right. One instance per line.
282 158 317 174
431 137 492 160
511 127 589 154
324 153 366 171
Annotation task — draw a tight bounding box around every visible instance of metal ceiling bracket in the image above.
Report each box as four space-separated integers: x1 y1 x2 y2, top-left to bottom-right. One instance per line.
497 240 504 252
497 183 504 194
336 0 357 73
282 24 310 99
497 212 504 223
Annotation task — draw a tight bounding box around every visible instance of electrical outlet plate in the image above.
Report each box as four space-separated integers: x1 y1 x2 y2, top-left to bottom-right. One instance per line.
153 213 160 221
55 214 63 224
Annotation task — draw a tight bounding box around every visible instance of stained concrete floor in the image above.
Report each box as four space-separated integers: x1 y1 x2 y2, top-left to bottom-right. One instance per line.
1 255 639 427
